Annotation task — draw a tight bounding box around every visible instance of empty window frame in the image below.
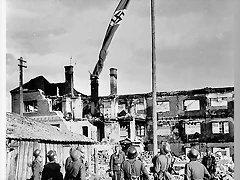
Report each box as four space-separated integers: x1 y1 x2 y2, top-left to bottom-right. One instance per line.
24 100 38 112
212 122 229 134
136 102 145 114
156 101 170 112
136 125 145 136
82 126 88 137
210 98 228 108
185 123 201 135
103 101 111 118
118 103 126 113
183 100 200 111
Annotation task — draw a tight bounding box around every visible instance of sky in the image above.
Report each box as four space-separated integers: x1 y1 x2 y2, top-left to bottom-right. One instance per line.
6 0 234 112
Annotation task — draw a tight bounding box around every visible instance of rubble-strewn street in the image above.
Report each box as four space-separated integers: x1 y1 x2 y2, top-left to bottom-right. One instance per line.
86 148 234 180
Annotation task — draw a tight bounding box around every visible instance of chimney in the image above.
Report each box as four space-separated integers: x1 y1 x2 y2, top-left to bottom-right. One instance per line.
110 68 117 95
90 75 99 102
90 75 99 115
64 65 74 97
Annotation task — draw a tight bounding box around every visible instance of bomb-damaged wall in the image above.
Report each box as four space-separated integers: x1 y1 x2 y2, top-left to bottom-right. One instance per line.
96 87 234 147
206 92 234 118
98 94 148 142
11 89 53 115
146 93 207 119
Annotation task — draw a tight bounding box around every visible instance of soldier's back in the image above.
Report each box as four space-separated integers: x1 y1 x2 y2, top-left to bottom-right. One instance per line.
187 161 209 180
122 159 149 180
42 162 63 180
65 159 86 180
32 159 43 180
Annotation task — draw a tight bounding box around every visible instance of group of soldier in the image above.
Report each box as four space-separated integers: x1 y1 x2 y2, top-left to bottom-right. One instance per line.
30 142 218 180
31 146 87 180
109 142 218 180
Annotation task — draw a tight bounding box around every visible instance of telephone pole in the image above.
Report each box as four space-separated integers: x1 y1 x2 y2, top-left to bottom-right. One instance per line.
151 0 158 156
18 57 27 116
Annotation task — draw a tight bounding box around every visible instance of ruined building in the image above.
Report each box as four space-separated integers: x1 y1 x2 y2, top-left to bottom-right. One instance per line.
89 68 234 156
10 65 97 141
10 66 234 156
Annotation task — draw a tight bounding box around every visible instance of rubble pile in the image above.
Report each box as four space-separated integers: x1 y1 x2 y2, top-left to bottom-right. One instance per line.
88 150 234 180
213 156 234 180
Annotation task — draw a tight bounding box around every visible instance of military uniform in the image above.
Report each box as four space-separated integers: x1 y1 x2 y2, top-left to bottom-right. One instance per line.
152 143 173 180
202 154 216 175
110 151 126 180
121 159 150 180
65 159 86 180
42 161 63 180
31 159 43 180
152 154 171 180
185 160 210 180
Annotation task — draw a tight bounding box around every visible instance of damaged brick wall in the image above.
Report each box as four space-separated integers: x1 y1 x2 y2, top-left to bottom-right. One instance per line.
88 87 234 151
12 90 52 114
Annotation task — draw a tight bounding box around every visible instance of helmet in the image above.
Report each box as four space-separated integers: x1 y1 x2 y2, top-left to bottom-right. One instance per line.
127 146 138 159
33 149 41 158
162 142 171 154
70 149 81 161
47 150 57 161
76 146 84 154
188 148 199 159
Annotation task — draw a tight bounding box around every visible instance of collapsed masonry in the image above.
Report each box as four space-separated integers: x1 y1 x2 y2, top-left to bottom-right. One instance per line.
10 65 234 156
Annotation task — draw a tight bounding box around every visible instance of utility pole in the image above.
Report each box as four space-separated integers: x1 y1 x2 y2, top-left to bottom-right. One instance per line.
18 57 27 116
151 0 158 156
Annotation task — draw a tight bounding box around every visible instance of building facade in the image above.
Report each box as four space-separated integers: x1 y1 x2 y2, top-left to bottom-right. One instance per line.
96 86 234 156
10 65 97 141
10 65 234 156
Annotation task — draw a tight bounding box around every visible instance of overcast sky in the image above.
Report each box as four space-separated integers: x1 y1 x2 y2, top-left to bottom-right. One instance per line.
6 0 234 112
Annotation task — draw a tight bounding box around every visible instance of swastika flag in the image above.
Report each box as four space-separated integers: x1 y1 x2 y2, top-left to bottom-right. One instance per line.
92 0 131 77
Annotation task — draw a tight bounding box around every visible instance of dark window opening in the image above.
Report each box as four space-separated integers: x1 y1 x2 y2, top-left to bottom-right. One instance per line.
52 100 62 111
51 124 60 128
82 126 88 137
24 100 38 112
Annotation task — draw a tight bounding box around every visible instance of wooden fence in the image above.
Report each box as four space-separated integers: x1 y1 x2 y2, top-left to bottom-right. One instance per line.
6 140 94 180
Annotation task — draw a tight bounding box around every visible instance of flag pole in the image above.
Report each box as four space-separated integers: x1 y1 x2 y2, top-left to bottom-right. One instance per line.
151 0 158 156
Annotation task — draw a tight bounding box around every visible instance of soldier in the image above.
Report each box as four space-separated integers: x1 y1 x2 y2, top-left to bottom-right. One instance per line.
31 149 43 180
202 148 217 178
121 146 150 180
65 148 75 170
42 150 63 180
64 147 75 180
185 148 211 180
152 142 173 180
109 144 126 180
76 146 88 171
65 149 86 180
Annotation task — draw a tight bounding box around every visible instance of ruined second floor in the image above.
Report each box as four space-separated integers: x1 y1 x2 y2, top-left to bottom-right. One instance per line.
85 86 234 121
